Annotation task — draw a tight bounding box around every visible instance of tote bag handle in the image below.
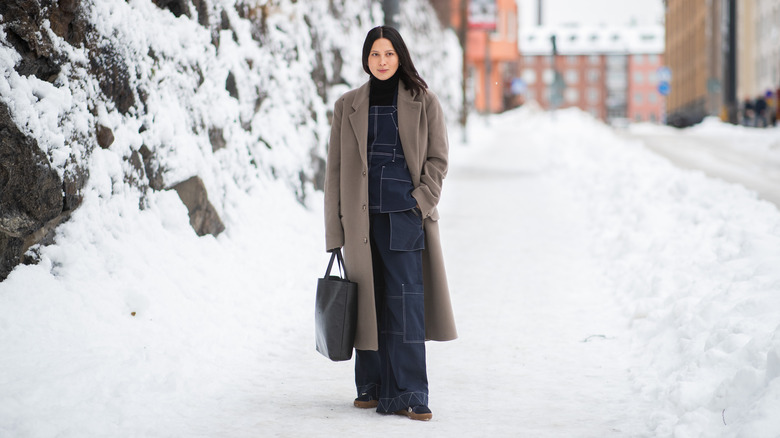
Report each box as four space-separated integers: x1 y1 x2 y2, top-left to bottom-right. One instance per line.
324 249 350 280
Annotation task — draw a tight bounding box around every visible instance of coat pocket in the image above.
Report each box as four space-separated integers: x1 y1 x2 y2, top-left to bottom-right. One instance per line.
379 165 417 213
388 209 425 251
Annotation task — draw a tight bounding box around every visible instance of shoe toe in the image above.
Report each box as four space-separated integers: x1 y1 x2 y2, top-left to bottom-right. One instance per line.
396 405 433 421
353 393 378 409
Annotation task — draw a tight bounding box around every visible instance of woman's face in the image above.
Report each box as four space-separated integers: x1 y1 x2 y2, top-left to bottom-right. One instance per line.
367 38 399 81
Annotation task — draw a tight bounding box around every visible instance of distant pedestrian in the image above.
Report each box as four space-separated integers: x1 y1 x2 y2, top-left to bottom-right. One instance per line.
765 90 777 127
323 25 457 421
743 99 755 127
755 96 768 128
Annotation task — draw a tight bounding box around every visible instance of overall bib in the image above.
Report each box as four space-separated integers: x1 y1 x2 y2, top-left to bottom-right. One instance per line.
355 91 429 413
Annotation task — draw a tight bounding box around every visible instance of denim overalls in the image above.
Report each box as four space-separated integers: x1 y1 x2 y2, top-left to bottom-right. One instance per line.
355 89 429 413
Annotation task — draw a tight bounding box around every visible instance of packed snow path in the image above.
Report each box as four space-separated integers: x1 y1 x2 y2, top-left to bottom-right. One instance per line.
429 116 645 436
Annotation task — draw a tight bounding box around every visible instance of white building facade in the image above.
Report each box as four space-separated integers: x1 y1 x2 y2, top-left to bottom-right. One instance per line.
754 0 780 96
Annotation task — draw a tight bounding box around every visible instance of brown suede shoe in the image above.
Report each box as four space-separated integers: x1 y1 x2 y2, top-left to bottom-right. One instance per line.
353 393 378 409
395 405 433 421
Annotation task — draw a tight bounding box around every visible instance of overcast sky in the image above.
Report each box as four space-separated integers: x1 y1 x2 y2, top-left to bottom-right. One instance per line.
517 0 665 28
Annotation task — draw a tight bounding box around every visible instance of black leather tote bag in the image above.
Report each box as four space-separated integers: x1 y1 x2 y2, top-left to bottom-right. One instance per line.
315 249 357 361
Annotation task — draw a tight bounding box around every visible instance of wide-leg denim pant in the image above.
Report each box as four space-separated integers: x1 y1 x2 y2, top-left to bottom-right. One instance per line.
355 212 428 413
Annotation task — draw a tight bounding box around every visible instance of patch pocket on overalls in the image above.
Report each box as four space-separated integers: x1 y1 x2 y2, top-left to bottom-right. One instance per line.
402 283 426 343
379 166 415 213
388 209 425 251
373 112 398 146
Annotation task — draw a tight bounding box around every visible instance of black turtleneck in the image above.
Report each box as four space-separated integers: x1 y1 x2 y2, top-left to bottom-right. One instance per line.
369 71 400 107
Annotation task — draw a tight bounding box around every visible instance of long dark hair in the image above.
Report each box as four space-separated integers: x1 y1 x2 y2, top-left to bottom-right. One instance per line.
362 26 428 96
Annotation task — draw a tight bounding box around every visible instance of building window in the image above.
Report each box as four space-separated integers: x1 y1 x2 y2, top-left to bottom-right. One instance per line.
588 69 600 83
567 55 578 65
589 107 599 118
650 113 657 122
648 92 657 103
588 88 600 103
526 89 536 101
634 92 643 103
565 88 579 103
589 55 600 65
648 54 659 64
542 69 554 84
565 69 579 84
607 107 626 119
523 69 537 84
606 70 627 88
606 54 626 67
647 70 657 83
635 114 643 122
634 54 645 64
504 10 517 42
633 71 644 83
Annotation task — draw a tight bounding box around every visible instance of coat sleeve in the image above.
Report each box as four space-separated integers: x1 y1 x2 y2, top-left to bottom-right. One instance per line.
324 97 345 251
412 91 448 219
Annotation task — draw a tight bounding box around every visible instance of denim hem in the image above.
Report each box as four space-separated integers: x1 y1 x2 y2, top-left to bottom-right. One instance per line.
356 382 379 399
376 391 428 413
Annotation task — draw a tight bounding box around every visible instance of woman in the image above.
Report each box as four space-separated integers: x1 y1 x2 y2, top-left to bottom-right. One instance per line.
323 26 457 421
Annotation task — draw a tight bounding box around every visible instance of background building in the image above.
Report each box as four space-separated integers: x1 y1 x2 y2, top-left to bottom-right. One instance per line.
738 0 780 115
664 0 722 126
754 0 780 97
737 0 757 104
431 0 521 113
665 0 780 127
519 25 664 124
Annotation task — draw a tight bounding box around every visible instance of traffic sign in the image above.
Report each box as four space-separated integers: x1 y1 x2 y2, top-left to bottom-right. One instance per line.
511 78 527 95
658 81 670 96
657 66 672 82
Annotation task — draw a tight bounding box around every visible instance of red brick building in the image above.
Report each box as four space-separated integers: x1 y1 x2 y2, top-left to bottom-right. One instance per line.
519 25 665 124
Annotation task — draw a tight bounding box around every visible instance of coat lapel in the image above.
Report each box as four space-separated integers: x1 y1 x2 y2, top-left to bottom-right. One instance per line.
348 82 371 166
397 86 422 178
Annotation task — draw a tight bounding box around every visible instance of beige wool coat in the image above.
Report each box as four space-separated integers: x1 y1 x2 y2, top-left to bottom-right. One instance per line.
324 80 457 351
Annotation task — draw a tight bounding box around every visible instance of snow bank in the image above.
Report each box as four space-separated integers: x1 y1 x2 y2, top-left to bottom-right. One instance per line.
0 158 326 436
542 109 780 437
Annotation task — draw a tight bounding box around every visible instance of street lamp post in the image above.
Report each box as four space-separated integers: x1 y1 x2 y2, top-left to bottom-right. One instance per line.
724 0 738 124
459 0 468 141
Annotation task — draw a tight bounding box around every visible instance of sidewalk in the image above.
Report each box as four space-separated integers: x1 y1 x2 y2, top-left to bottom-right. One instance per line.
426 113 645 436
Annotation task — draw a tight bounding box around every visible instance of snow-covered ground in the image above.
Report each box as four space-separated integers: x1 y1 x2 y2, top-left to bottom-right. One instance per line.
2 107 780 437
624 118 780 207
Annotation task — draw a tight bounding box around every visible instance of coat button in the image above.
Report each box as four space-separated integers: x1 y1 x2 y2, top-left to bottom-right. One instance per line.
362 204 367 211
363 237 368 244
362 169 367 176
